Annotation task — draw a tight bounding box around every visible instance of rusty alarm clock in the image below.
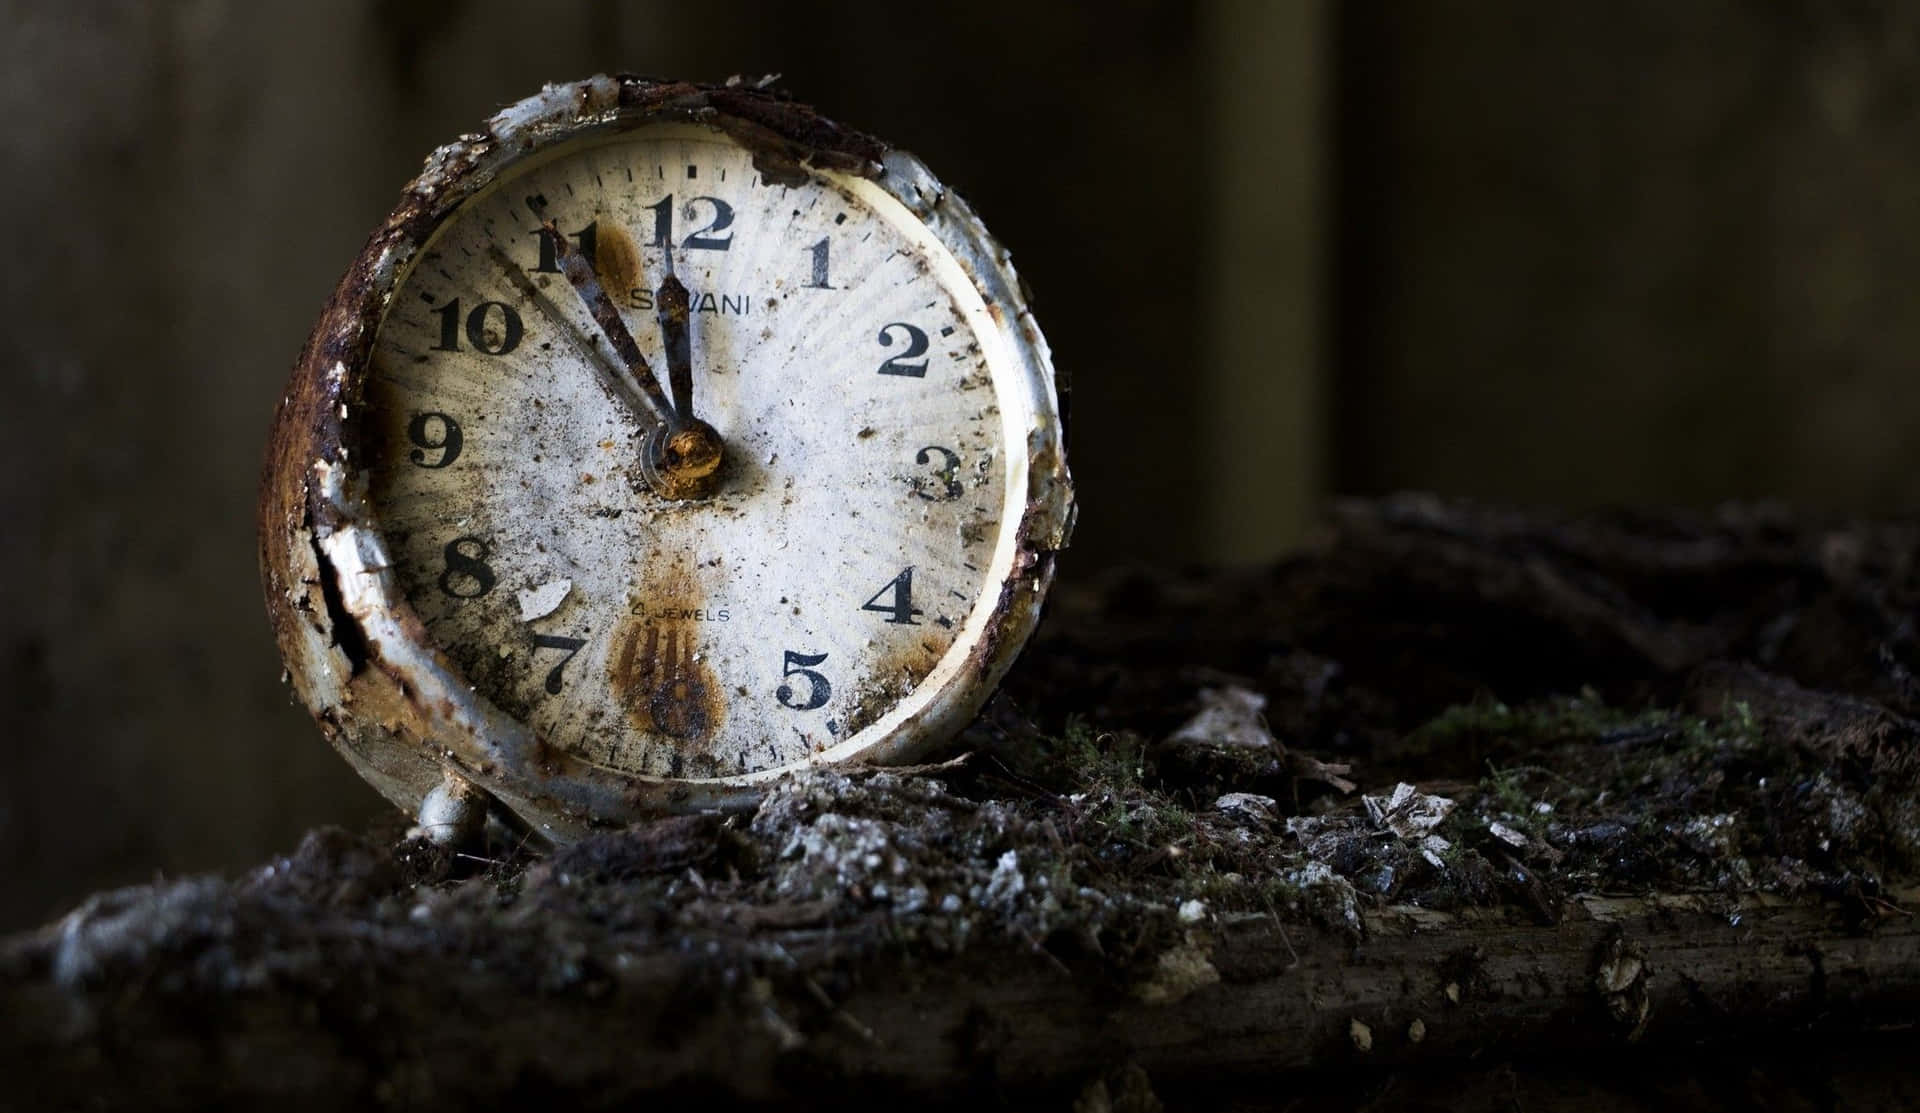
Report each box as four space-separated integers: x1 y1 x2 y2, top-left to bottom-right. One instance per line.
259 76 1073 845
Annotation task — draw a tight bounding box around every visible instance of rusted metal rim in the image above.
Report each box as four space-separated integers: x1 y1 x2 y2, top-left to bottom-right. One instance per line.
259 76 1072 840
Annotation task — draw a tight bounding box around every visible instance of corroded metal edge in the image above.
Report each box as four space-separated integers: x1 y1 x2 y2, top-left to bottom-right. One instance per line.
258 76 1073 839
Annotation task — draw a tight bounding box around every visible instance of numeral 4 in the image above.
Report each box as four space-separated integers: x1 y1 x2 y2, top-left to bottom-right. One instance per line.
861 567 923 625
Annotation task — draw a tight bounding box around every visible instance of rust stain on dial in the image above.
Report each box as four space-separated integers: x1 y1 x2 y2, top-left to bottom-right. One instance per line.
593 221 642 301
837 625 949 742
608 560 723 761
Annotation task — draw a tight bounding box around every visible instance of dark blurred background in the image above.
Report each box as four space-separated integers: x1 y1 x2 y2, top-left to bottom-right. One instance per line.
4 1 1917 930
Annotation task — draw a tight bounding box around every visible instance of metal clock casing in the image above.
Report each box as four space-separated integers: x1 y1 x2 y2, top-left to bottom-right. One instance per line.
258 76 1072 842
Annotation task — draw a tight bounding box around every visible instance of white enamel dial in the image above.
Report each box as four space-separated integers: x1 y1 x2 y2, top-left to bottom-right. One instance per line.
359 124 1025 783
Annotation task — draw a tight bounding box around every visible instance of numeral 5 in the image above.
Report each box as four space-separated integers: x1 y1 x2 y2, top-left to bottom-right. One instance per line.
776 650 831 711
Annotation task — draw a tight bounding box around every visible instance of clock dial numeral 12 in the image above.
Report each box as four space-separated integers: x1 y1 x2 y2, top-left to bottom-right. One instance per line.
649 194 735 250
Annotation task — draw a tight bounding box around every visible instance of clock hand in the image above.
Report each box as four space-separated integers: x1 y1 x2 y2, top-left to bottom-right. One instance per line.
638 248 724 499
536 223 681 429
656 267 696 428
482 240 669 429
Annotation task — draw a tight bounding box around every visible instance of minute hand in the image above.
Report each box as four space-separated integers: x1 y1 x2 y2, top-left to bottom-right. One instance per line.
539 223 679 429
656 273 695 428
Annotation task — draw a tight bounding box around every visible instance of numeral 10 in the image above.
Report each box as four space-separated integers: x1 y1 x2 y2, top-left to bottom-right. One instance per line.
431 299 523 355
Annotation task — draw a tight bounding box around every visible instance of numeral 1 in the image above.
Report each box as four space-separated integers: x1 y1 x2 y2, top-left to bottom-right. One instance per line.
534 221 597 273
805 237 831 288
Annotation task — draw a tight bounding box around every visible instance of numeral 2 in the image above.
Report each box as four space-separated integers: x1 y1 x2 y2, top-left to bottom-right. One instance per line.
776 650 831 711
861 567 923 625
876 323 929 377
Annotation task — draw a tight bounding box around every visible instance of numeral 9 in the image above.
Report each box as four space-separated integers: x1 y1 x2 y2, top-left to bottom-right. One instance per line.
407 412 462 468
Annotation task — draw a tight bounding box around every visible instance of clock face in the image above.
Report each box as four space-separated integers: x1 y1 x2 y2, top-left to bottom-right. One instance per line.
357 123 1023 782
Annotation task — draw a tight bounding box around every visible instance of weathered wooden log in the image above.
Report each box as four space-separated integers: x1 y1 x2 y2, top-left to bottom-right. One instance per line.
7 497 1919 1109
6 861 1916 1109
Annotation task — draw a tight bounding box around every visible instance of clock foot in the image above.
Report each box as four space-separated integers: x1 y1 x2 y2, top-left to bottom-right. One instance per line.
410 770 490 848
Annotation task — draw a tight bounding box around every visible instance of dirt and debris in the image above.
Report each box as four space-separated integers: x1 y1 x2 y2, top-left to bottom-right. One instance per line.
1073 1062 1162 1113
10 497 1920 1109
988 497 1920 920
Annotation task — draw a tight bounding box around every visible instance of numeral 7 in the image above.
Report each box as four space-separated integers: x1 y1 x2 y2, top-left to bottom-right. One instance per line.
532 634 587 694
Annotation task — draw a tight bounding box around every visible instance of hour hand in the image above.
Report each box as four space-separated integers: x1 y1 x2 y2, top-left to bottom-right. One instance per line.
537 223 678 428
